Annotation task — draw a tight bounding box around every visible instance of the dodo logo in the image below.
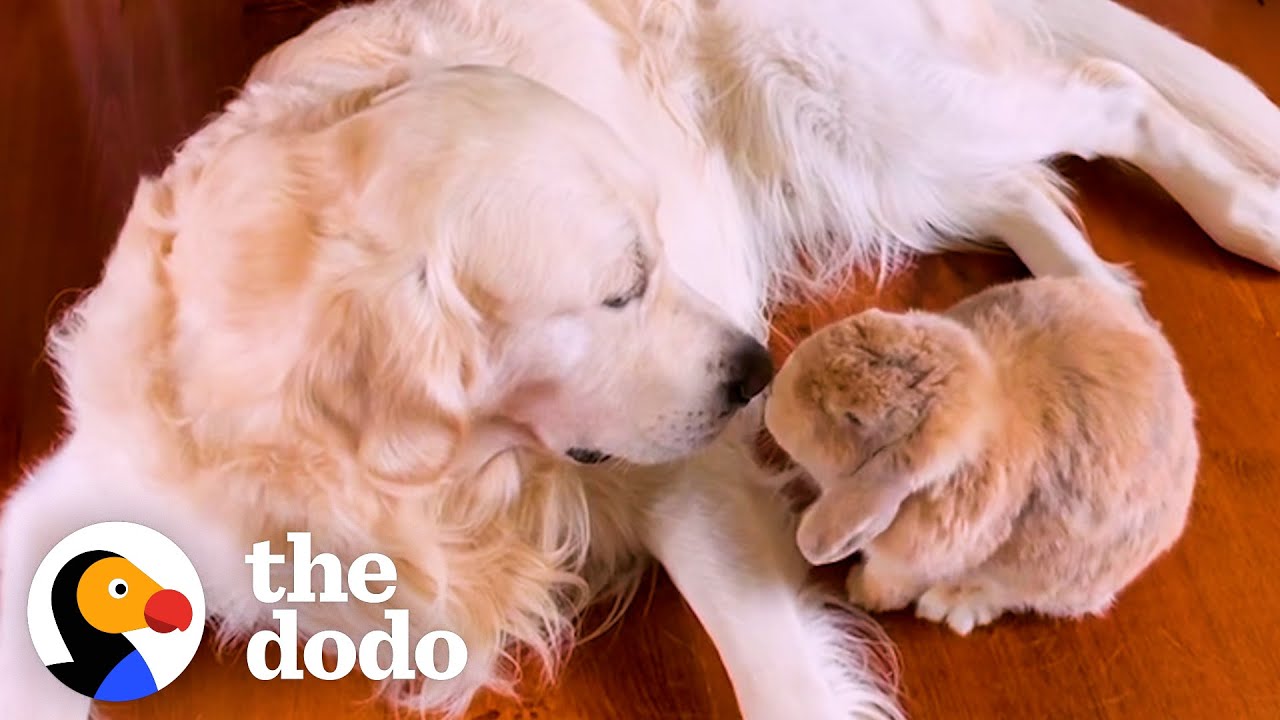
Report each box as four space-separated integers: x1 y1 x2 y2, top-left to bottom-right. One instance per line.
27 522 206 702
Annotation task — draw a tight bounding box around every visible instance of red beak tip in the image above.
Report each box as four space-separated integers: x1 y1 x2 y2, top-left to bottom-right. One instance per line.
144 589 193 634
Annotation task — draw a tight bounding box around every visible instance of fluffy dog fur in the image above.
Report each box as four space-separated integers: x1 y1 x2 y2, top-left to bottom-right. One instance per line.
1 1 1277 719
764 277 1198 635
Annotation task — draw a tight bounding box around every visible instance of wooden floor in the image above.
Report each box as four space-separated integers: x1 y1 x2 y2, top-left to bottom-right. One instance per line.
2 1 1277 718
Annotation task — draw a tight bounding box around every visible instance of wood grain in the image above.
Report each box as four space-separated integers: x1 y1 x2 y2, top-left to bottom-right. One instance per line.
1 2 1277 718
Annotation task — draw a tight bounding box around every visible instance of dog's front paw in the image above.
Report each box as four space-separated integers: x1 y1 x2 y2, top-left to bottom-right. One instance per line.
914 583 1006 635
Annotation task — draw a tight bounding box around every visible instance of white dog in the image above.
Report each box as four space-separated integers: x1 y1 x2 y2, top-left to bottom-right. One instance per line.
2 1 1277 718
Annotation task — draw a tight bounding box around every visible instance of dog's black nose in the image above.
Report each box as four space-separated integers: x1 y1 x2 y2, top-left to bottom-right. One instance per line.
723 339 775 407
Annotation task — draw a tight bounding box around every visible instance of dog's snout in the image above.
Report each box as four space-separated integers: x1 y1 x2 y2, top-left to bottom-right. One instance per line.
723 339 774 407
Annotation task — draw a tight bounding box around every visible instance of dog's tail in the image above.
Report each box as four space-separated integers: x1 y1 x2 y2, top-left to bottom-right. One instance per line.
996 0 1280 177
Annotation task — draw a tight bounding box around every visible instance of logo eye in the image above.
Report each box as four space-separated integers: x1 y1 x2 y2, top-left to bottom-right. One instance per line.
109 579 128 599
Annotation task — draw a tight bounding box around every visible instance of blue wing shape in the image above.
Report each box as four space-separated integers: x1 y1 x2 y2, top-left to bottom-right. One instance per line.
94 649 159 702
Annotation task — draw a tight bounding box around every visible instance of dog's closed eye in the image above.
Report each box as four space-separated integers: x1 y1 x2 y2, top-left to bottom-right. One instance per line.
601 272 647 309
602 294 636 309
603 240 650 309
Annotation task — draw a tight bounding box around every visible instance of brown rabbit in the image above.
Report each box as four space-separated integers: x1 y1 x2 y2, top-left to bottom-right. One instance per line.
764 277 1198 634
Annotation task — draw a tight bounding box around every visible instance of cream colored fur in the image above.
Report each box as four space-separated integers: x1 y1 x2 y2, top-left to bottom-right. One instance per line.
0 1 1275 719
766 277 1199 635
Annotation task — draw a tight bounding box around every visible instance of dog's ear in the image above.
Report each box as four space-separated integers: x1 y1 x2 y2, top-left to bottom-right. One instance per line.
795 478 911 565
297 254 487 485
286 105 493 486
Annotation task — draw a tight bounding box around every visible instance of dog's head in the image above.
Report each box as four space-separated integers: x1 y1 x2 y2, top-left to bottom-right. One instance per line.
126 66 769 481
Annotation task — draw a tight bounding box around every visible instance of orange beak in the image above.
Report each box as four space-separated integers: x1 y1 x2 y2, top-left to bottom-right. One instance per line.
143 588 193 633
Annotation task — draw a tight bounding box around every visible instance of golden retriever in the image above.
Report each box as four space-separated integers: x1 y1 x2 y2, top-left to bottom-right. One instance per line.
2 1 1277 718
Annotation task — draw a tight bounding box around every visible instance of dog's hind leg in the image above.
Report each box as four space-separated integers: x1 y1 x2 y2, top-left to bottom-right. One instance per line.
642 441 901 720
1083 59 1278 269
973 170 1141 302
1029 59 1280 270
996 0 1280 179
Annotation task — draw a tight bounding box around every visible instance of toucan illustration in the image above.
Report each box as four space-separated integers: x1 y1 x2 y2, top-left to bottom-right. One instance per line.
46 550 193 702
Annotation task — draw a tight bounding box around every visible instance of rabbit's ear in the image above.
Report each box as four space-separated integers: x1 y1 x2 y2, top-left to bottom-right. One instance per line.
795 480 911 565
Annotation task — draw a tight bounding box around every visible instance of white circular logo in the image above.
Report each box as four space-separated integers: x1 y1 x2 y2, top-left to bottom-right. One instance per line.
27 522 206 702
